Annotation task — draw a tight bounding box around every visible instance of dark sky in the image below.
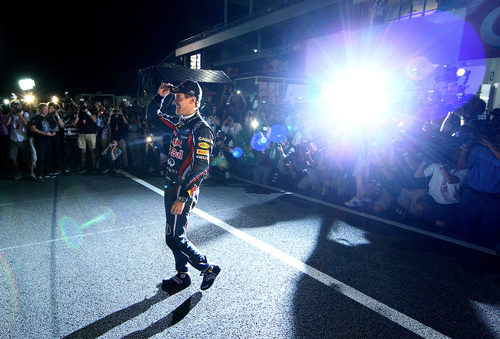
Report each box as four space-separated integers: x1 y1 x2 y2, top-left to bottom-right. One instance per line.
0 1 223 100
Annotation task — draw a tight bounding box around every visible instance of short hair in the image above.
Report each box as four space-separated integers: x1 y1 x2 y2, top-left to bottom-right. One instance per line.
180 92 201 109
38 103 48 109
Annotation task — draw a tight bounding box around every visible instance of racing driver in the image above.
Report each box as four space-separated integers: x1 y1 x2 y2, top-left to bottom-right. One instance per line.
146 79 221 292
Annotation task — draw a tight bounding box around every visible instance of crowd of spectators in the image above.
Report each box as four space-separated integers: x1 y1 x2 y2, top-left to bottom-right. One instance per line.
1 72 499 252
194 77 499 252
0 94 146 182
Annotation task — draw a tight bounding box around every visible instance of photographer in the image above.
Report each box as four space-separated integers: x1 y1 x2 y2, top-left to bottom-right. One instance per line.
143 134 162 176
73 99 97 173
29 103 55 182
0 105 9 174
283 141 315 190
275 138 295 189
5 101 30 180
100 139 122 174
297 141 326 194
47 102 64 175
62 105 79 172
107 106 129 169
205 104 221 132
413 147 468 230
458 111 500 251
221 114 242 140
212 130 234 179
126 99 144 169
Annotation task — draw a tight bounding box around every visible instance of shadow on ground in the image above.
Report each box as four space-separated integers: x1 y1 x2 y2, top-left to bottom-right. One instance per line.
292 213 500 338
63 286 201 338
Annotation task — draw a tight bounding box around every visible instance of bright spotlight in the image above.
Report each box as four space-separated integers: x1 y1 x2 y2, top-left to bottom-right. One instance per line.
251 119 259 129
24 94 36 104
18 79 35 91
320 67 390 129
51 96 59 103
236 90 241 94
456 68 466 77
3 99 9 105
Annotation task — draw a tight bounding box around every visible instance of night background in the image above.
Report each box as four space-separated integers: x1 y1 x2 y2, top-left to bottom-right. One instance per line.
0 1 225 98
1 1 500 338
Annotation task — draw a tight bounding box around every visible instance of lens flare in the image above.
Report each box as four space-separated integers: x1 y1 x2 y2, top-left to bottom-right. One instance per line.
213 155 228 169
232 147 243 158
59 216 82 249
59 206 115 249
80 213 108 229
0 254 19 336
251 132 270 151
405 56 437 80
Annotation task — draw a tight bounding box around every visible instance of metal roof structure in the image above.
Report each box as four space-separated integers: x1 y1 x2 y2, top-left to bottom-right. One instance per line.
138 64 232 100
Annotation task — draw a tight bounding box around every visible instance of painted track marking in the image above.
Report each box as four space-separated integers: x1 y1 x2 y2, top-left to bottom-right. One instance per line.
121 170 450 338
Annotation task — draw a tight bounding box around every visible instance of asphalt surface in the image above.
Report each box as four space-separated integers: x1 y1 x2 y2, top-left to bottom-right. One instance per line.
1 171 499 338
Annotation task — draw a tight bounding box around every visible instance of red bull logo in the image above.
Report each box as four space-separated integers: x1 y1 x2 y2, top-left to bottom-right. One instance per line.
169 147 184 160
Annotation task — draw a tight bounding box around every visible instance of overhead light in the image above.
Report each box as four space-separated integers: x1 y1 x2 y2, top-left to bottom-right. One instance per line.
18 79 35 91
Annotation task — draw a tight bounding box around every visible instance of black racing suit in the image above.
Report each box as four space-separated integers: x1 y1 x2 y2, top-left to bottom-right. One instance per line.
146 94 214 273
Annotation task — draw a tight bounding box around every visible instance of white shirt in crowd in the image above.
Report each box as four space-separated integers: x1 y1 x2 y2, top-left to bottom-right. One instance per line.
424 163 468 204
9 111 30 142
221 122 242 139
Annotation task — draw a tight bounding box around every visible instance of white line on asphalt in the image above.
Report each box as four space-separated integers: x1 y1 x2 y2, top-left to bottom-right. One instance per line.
0 187 145 207
120 170 450 338
0 223 157 252
234 176 496 256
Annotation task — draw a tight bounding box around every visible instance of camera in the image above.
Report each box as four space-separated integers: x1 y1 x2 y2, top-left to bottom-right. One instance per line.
11 103 22 114
215 130 225 144
79 99 87 110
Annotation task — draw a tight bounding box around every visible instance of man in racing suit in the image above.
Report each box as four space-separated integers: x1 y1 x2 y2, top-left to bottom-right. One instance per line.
146 80 221 291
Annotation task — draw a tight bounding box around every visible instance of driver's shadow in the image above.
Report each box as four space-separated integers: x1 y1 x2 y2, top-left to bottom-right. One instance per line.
122 291 202 338
63 285 202 339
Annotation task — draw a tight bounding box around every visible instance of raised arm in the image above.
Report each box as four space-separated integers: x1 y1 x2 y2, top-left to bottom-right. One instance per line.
145 83 177 131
